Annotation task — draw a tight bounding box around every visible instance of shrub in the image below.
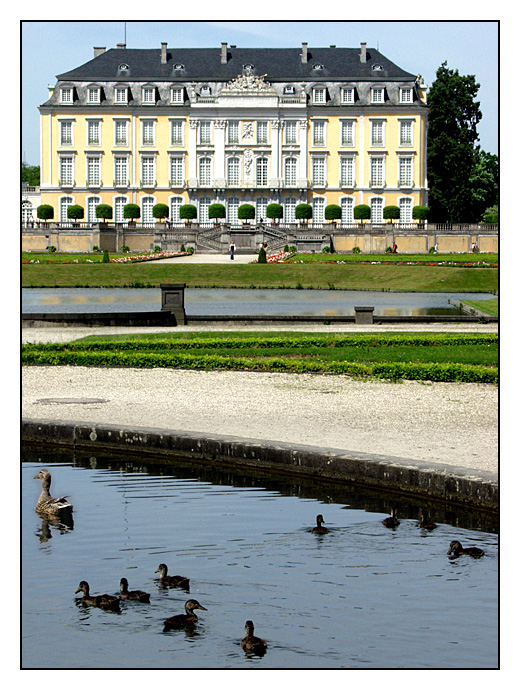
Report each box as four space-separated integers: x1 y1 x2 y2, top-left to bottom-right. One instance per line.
266 203 283 221
208 203 226 221
284 244 290 252
258 247 267 263
187 246 195 255
92 246 100 253
123 203 141 220
46 245 57 252
238 203 255 221
152 203 169 221
180 244 186 252
354 204 371 220
154 245 161 252
95 204 113 222
67 204 84 221
179 204 197 221
322 246 331 253
121 245 130 253
385 246 393 253
352 246 361 254
412 205 429 221
383 205 400 222
37 204 54 221
102 249 110 263
295 203 312 221
325 204 342 221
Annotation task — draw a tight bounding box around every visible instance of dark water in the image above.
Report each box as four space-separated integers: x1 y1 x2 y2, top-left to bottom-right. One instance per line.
21 287 494 316
22 447 498 669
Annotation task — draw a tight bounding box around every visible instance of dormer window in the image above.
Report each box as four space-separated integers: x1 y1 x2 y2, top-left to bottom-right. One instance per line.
313 63 324 71
371 87 385 103
171 87 184 104
400 87 413 103
284 85 295 95
341 87 355 104
200 85 211 97
313 86 326 104
372 64 383 71
142 86 156 104
115 87 128 104
60 87 73 104
119 63 129 71
174 63 184 70
88 87 101 104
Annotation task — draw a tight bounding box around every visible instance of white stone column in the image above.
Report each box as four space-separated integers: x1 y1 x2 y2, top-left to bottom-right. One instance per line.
213 120 226 187
298 119 309 187
187 119 198 185
269 119 282 185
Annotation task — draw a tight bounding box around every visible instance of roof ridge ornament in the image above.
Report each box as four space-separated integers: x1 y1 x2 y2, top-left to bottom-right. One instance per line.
224 69 272 93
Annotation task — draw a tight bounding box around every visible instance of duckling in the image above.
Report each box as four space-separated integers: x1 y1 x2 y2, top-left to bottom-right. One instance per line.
311 514 329 534
382 508 400 528
155 563 190 588
163 599 207 630
119 577 150 603
447 540 484 558
34 469 73 521
418 512 437 530
241 620 268 656
75 581 120 611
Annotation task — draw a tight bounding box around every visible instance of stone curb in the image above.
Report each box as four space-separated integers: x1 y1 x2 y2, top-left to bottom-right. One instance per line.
22 418 498 510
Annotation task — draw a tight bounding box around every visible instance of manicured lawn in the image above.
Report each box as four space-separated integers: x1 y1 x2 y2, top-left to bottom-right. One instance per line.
461 298 499 316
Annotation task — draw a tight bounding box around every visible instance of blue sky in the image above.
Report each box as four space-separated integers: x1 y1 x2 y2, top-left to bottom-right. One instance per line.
21 20 498 165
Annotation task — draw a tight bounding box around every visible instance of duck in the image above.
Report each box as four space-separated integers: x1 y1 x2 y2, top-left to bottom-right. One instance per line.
311 514 329 534
163 599 207 631
418 512 437 530
75 581 120 611
447 540 484 558
241 620 268 656
34 469 73 521
382 508 400 528
119 577 150 603
155 563 190 588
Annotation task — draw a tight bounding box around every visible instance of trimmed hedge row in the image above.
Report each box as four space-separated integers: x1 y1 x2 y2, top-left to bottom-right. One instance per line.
22 347 497 383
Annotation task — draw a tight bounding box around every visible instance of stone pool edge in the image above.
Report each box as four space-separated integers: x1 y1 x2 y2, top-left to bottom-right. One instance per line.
22 418 498 510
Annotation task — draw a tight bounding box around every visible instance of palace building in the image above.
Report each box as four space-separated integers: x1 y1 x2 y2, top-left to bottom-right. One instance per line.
38 41 429 227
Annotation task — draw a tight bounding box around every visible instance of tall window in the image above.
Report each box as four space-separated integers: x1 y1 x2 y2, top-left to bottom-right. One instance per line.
284 197 296 223
86 156 101 186
257 121 268 144
199 121 212 144
227 197 239 224
170 156 184 186
59 156 74 186
59 196 73 224
88 87 100 104
313 87 326 104
285 121 297 144
341 87 354 104
400 88 413 103
142 196 154 224
141 156 155 185
256 196 268 221
170 196 183 223
399 197 413 223
312 120 325 146
256 157 268 186
312 197 325 223
199 196 211 222
341 197 354 224
60 121 72 146
340 120 354 146
340 157 355 187
114 196 127 223
87 120 101 146
371 87 384 103
142 120 155 146
114 156 128 186
87 196 101 223
227 157 240 186
399 120 413 146
60 87 73 104
171 87 184 104
311 157 326 186
114 120 128 146
370 197 384 223
370 156 385 187
399 156 413 186
228 121 240 144
170 120 184 145
370 120 384 146
198 157 211 185
115 87 128 104
284 157 297 186
142 87 155 104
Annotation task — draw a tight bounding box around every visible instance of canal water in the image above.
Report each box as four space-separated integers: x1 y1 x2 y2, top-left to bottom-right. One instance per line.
22 447 498 669
22 287 494 317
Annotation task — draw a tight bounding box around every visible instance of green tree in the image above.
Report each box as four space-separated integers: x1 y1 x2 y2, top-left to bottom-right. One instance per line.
266 203 283 222
468 150 498 221
295 204 312 222
383 205 400 223
67 204 84 221
22 163 40 186
353 204 371 221
324 204 342 222
427 62 483 222
179 204 197 223
95 204 113 222
123 204 141 220
238 203 255 222
37 204 54 222
208 203 226 222
152 203 169 221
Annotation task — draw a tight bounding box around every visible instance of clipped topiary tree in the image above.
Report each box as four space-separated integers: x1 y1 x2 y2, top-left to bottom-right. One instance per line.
354 204 371 223
123 204 141 223
37 204 54 223
152 203 169 222
257 246 267 263
238 203 255 223
383 205 400 223
67 204 84 222
208 203 226 223
102 249 110 263
325 204 342 222
295 203 312 223
266 203 283 223
412 205 429 223
95 204 113 223
179 204 197 224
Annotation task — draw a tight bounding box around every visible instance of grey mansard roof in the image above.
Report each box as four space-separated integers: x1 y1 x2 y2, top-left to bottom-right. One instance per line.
56 46 417 83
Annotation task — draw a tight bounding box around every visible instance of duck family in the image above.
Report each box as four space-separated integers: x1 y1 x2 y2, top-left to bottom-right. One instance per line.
447 540 485 558
155 563 190 588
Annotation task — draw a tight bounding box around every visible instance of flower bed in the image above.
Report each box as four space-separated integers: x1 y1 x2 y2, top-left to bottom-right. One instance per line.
109 250 188 263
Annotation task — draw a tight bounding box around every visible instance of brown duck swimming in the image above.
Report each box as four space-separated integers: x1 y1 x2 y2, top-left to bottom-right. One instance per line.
447 540 484 558
418 512 437 530
75 581 120 611
34 469 73 521
311 514 329 534
119 577 150 603
241 620 268 656
383 508 400 528
163 599 207 630
155 563 189 588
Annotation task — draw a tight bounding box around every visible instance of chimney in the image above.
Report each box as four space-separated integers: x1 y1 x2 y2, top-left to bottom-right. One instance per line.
221 42 228 64
360 42 367 63
161 42 168 64
301 42 308 63
94 47 106 58
116 43 126 49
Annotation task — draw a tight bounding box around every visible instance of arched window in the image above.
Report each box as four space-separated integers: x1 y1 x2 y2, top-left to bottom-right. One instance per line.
60 196 74 225
256 157 268 186
170 196 184 223
340 197 354 224
311 197 325 224
284 197 296 223
87 196 101 224
255 196 268 222
370 197 384 224
227 157 240 186
114 195 128 223
198 157 212 185
284 157 297 186
199 196 211 222
399 197 413 224
141 196 155 225
22 200 34 225
227 197 240 224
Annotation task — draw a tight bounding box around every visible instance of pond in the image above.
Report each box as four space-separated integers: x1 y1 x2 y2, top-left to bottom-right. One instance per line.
22 447 498 669
22 287 495 317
